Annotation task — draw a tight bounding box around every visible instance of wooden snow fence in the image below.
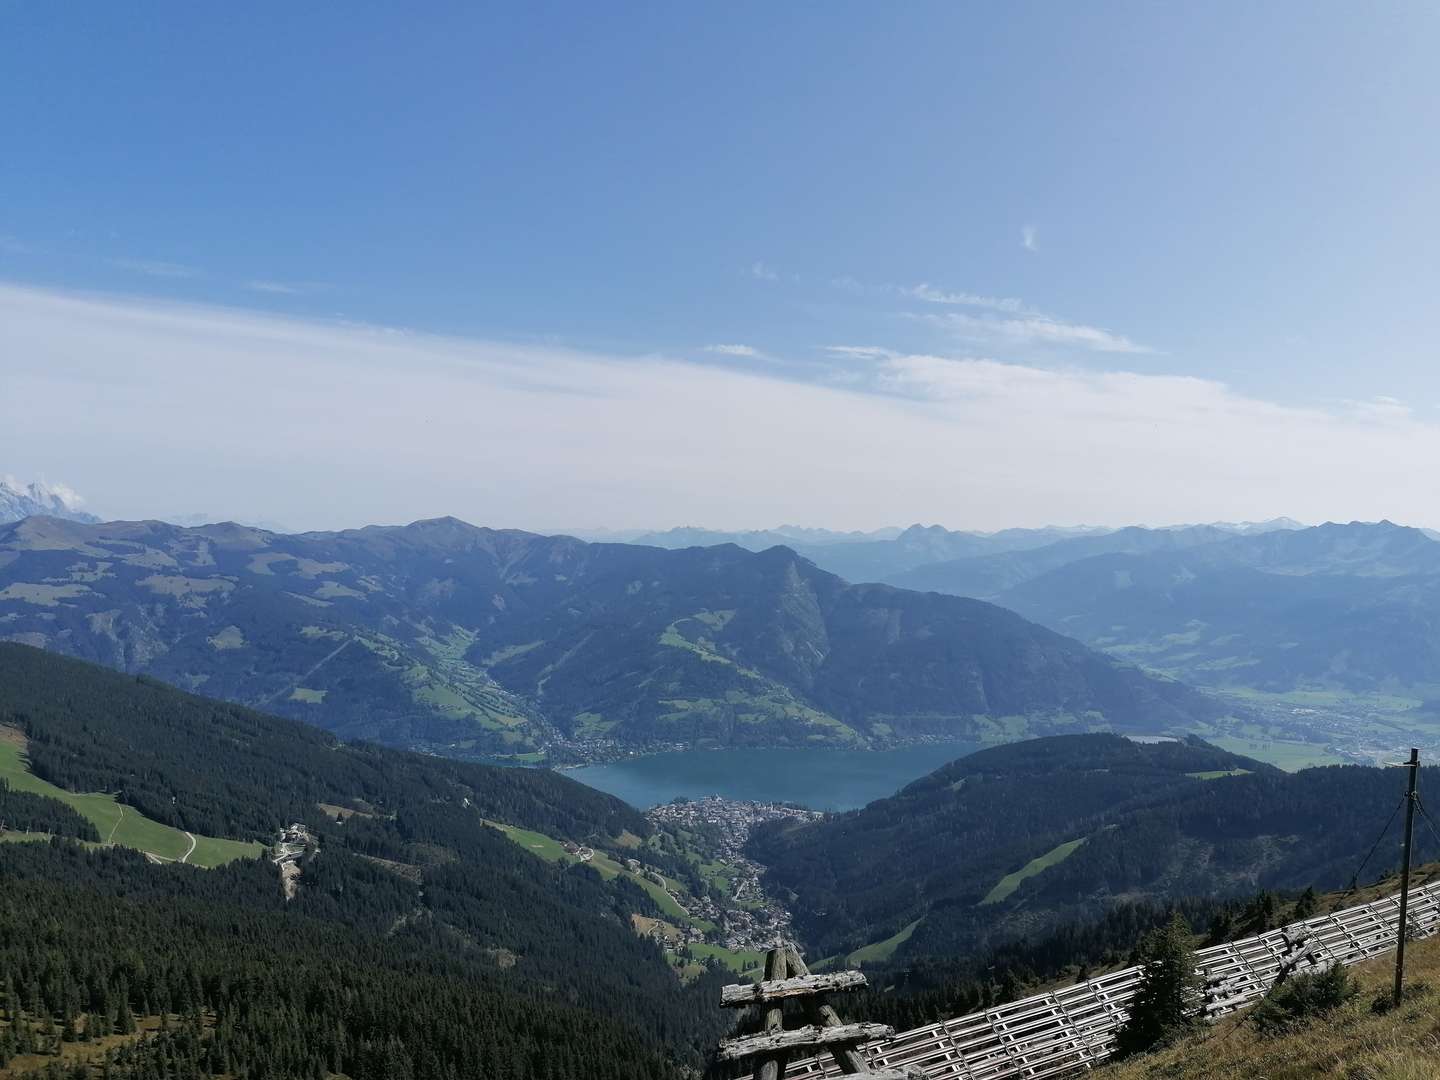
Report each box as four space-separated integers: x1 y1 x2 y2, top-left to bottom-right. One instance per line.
766 879 1440 1080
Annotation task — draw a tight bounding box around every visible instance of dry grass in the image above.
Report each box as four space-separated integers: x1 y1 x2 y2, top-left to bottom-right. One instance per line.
0 1013 214 1077
1100 933 1440 1080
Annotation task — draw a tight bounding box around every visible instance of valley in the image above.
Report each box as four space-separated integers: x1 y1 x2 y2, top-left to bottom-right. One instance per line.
483 795 821 979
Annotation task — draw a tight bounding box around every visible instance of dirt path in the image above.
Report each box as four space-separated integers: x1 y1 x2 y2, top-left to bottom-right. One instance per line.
180 831 197 863
107 803 124 843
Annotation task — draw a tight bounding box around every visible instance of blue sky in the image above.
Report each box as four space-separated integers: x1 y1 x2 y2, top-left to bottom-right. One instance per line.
5 4 1440 531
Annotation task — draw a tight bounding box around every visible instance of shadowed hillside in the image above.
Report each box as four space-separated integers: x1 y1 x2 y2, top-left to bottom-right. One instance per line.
749 734 1440 962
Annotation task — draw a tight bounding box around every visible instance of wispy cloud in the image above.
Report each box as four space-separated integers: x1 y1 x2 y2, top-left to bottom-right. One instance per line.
704 344 762 358
5 283 1434 532
245 279 330 296
1021 224 1038 252
825 275 1149 354
750 261 779 282
1348 395 1412 424
922 311 1153 354
822 344 895 361
105 257 200 279
907 283 1031 314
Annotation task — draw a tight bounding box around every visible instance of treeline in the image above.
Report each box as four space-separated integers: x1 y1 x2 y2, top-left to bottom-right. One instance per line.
0 780 99 841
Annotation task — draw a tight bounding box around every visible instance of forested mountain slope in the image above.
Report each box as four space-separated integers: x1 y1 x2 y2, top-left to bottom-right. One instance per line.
469 543 1224 749
0 644 728 1078
748 734 1438 963
0 643 638 841
0 516 1225 759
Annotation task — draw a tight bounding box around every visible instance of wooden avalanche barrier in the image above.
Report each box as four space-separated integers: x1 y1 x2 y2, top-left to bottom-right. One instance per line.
719 946 925 1079
773 879 1440 1080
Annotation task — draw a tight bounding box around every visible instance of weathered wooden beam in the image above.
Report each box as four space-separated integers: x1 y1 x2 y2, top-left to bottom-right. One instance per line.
718 1023 895 1062
859 1070 928 1080
722 970 868 1006
754 948 789 1080
786 947 873 1074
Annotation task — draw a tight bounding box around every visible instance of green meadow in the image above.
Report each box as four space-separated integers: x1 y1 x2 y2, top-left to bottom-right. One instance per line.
0 733 261 868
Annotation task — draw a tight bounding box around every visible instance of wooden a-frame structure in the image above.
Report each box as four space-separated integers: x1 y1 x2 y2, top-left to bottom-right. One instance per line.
717 946 924 1080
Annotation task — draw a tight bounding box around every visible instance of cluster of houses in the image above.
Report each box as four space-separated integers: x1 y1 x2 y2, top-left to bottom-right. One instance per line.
561 839 594 861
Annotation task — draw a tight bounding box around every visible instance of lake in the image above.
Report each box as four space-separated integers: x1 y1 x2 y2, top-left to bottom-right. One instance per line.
564 740 984 811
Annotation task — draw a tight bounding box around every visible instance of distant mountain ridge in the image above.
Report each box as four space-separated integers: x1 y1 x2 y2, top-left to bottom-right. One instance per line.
0 476 98 524
628 524 905 548
627 519 1302 585
886 523 1242 597
0 515 1225 760
991 521 1440 695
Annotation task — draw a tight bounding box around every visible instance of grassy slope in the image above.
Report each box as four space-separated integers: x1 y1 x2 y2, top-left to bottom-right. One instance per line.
849 918 923 965
1099 934 1440 1080
982 836 1088 905
688 942 766 974
0 734 261 868
485 821 692 922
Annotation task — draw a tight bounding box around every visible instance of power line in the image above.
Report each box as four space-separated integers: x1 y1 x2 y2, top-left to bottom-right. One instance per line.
1345 794 1407 894
1414 794 1440 855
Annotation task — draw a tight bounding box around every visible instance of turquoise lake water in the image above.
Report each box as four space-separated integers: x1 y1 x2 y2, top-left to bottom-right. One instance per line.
564 740 984 811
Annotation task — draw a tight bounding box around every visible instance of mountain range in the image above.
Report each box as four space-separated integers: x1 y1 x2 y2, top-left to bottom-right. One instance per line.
0 515 1222 760
919 521 1440 698
626 524 906 548
626 519 1301 583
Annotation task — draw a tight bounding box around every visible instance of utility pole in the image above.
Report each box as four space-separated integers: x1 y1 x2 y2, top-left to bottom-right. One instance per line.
1394 747 1420 1008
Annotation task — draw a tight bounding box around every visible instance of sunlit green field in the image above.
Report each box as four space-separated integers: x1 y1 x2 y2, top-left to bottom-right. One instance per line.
848 918 923 964
0 734 262 867
982 836 1087 904
486 820 693 922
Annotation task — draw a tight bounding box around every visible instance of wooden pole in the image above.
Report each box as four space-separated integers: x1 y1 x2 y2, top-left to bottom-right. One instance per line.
785 948 870 1074
755 948 790 1080
1394 747 1420 1008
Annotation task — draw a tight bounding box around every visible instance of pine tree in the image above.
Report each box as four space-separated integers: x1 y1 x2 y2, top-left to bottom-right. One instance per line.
1113 914 1201 1058
1293 886 1318 921
115 998 136 1036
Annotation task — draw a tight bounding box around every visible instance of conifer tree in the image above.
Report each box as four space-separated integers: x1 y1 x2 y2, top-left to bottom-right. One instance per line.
1113 914 1201 1057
